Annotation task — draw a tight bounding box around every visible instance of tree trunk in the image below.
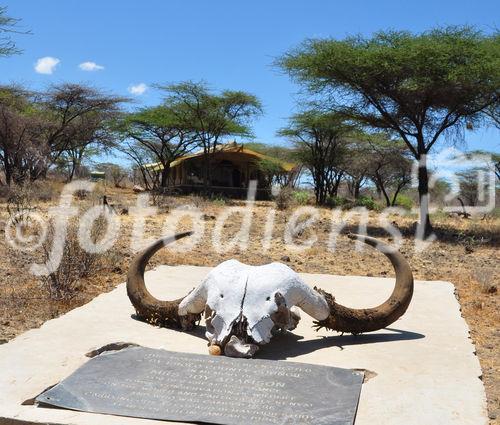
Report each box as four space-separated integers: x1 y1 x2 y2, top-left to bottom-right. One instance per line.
160 165 170 188
417 153 433 237
354 179 361 199
68 160 77 182
391 184 404 206
375 173 391 207
381 187 391 207
4 161 12 186
5 168 12 186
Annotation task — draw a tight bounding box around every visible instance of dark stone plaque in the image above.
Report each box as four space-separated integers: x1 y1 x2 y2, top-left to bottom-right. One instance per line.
36 347 363 425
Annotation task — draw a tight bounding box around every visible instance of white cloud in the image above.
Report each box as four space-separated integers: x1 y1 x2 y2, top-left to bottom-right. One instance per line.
128 83 148 96
79 61 104 71
34 56 60 74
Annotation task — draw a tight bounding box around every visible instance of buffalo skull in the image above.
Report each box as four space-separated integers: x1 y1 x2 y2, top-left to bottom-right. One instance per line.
127 232 413 358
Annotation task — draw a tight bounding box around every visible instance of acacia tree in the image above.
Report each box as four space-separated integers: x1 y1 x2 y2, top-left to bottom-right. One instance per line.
0 86 46 185
279 27 499 236
125 143 158 190
95 162 128 188
40 83 126 180
340 138 373 200
0 6 27 57
365 136 413 206
244 142 298 187
157 82 262 189
116 105 197 188
278 111 355 205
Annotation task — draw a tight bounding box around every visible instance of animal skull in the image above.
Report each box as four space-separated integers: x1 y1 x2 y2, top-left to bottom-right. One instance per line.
177 260 329 357
127 232 414 358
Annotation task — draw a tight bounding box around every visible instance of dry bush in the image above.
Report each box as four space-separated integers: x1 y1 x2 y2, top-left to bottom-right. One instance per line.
274 187 293 211
32 182 56 202
0 184 12 200
475 268 498 295
74 189 88 200
6 184 36 225
188 195 207 208
40 216 108 300
150 191 170 209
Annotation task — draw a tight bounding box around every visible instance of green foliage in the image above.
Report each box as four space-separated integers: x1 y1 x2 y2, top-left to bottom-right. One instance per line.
210 195 228 206
0 6 26 57
292 190 311 205
279 28 499 142
278 110 356 205
278 26 499 233
394 194 414 210
157 81 263 141
325 195 348 208
354 196 378 211
244 142 295 162
256 157 284 175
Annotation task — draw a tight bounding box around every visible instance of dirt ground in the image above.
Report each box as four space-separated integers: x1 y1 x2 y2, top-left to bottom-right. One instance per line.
0 185 498 422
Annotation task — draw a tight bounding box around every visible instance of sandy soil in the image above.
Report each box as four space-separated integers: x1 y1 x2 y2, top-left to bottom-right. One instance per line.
0 186 498 422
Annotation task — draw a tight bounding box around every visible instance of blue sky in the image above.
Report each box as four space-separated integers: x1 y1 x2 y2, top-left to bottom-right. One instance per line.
1 0 499 161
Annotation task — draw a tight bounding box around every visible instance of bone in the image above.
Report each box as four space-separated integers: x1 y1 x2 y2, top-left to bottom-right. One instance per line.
224 335 259 358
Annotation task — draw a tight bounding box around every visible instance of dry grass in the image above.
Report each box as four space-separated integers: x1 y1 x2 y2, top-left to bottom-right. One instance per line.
0 184 498 422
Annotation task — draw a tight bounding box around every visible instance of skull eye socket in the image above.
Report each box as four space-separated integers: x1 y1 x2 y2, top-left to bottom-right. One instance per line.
266 296 271 301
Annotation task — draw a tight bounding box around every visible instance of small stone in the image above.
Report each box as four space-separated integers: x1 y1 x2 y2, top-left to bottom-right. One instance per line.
208 345 222 356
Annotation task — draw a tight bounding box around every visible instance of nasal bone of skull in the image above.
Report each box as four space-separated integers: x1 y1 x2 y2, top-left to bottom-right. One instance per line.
224 335 259 358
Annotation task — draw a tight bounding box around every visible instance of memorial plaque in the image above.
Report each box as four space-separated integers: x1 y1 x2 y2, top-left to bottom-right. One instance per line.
36 347 363 425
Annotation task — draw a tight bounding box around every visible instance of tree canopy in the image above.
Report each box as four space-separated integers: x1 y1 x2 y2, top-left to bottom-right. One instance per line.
155 81 263 187
278 111 356 204
0 6 29 57
115 105 198 187
278 26 500 234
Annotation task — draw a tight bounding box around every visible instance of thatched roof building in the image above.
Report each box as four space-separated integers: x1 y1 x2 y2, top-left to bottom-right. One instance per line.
146 141 296 198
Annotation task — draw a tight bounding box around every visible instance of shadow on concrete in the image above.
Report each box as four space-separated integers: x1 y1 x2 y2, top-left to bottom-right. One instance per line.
130 315 424 360
130 314 211 341
257 327 425 360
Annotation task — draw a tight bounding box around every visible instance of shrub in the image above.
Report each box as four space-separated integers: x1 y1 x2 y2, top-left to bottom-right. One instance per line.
394 194 413 210
274 187 293 210
211 195 228 206
74 189 88 200
325 196 349 208
6 184 36 225
151 191 171 211
354 196 378 211
292 190 311 205
40 217 107 300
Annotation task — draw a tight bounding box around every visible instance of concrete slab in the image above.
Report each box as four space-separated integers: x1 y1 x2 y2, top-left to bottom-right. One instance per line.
0 266 487 425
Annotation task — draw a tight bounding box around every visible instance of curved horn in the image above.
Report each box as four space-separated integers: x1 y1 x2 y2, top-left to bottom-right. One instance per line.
313 233 414 334
127 232 200 329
